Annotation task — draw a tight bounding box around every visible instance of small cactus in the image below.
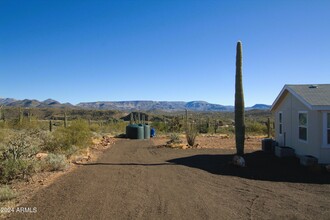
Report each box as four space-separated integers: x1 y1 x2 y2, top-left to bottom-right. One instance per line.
49 120 53 132
64 112 68 128
214 120 219 134
19 107 23 125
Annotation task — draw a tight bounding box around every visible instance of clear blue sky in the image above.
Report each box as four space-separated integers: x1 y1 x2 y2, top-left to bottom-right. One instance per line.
1 0 329 106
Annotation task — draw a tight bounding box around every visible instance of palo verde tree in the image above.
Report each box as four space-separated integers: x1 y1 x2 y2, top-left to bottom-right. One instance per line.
235 41 245 155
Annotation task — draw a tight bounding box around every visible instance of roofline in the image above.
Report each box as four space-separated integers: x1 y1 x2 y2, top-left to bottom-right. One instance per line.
270 86 286 112
270 85 313 112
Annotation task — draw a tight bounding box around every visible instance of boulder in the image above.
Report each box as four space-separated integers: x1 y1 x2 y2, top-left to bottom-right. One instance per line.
232 155 245 167
325 165 330 173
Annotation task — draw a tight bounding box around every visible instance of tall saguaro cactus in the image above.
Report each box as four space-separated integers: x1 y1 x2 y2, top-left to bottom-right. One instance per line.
235 41 245 156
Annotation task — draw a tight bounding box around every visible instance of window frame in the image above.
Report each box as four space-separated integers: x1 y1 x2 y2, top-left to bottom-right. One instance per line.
298 111 308 142
322 112 330 148
278 111 283 136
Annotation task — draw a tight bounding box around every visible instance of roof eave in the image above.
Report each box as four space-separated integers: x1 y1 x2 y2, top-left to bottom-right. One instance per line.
312 106 330 111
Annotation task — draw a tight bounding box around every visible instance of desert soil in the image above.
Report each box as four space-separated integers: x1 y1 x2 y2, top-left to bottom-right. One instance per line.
6 136 330 220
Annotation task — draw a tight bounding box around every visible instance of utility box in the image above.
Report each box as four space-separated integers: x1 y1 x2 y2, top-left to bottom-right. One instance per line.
262 138 275 153
275 146 295 158
300 155 318 166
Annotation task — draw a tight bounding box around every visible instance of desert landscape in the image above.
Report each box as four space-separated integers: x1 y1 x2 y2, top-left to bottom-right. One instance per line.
1 1 330 219
1 131 330 219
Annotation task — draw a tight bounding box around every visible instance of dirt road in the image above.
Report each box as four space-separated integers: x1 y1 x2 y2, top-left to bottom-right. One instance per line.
9 139 330 219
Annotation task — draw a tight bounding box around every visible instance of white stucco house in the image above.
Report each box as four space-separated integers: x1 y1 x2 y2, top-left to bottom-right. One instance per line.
270 84 330 164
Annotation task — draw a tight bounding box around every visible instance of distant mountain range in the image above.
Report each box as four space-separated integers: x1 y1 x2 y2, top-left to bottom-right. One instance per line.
0 98 270 112
0 98 74 109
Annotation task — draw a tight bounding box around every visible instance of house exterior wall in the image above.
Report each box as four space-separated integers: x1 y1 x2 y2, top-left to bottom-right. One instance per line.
319 111 330 163
273 93 326 162
274 92 293 147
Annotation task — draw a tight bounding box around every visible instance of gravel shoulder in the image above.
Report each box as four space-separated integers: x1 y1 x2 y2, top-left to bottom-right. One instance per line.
7 138 330 220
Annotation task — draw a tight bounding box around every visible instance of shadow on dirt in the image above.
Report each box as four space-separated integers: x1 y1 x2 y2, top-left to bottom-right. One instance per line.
74 162 172 166
167 151 330 184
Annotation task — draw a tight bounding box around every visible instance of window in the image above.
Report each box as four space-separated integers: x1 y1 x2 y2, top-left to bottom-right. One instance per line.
327 113 330 144
298 112 308 141
279 112 282 135
322 112 330 147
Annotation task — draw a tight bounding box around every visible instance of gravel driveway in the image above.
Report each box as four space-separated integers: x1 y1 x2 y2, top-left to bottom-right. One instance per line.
9 139 330 220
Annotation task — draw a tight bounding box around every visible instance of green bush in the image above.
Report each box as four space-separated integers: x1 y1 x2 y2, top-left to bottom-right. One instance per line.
151 121 166 133
168 117 182 133
64 119 91 147
44 153 68 171
217 126 235 135
89 123 100 132
0 159 35 182
197 123 209 134
0 185 17 202
245 121 267 135
0 130 43 183
44 119 92 153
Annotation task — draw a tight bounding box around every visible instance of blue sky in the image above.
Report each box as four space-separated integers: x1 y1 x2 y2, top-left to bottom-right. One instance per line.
1 0 329 106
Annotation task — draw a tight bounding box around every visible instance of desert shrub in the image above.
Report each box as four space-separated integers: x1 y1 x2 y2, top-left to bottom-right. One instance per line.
0 159 35 182
63 145 79 158
89 123 100 132
0 129 14 144
45 119 92 153
99 121 127 134
217 126 235 135
245 121 267 135
0 130 43 183
17 118 40 130
168 133 181 144
64 119 91 147
151 121 166 133
2 131 42 160
44 153 68 171
197 123 209 134
168 117 182 133
0 185 17 202
185 124 198 147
